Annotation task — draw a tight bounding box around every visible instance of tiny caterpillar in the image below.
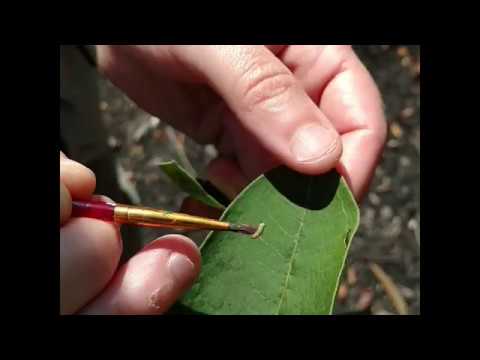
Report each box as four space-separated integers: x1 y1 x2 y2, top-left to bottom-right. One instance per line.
251 223 265 239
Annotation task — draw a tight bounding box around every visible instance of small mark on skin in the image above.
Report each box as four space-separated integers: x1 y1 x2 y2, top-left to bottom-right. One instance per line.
251 223 265 239
149 280 174 310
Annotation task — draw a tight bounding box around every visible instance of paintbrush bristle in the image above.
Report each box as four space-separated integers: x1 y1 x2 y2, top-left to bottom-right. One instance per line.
229 223 258 235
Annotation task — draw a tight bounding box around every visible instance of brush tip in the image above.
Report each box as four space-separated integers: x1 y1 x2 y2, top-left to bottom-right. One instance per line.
229 223 265 238
229 223 257 235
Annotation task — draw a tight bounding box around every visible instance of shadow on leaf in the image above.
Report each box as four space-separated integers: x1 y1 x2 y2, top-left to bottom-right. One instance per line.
265 166 340 211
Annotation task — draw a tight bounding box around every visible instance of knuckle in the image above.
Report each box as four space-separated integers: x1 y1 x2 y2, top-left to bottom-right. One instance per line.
238 60 294 111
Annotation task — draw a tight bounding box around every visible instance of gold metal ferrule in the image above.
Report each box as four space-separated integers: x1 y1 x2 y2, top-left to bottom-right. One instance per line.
113 204 230 231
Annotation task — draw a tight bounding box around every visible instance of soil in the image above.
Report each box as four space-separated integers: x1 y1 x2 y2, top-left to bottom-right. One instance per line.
96 45 420 315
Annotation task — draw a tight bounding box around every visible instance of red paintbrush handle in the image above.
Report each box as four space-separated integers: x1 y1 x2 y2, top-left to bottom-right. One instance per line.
71 200 115 222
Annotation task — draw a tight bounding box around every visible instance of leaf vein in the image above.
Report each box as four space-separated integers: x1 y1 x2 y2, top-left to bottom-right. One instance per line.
275 177 312 314
266 213 296 238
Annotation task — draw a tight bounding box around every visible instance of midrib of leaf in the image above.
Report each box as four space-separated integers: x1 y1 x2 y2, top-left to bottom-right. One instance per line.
275 177 312 314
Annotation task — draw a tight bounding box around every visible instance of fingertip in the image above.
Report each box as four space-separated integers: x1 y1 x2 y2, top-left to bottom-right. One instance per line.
80 234 201 315
286 125 343 175
60 158 96 199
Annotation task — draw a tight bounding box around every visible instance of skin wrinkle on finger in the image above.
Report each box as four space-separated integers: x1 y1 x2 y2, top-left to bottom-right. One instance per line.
290 128 341 164
280 46 336 101
238 61 294 113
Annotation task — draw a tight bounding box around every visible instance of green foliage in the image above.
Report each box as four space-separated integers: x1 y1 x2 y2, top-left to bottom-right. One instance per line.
164 164 359 315
158 160 225 210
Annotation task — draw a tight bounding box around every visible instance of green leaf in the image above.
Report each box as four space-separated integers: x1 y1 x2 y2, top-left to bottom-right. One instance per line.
158 160 225 210
180 166 360 315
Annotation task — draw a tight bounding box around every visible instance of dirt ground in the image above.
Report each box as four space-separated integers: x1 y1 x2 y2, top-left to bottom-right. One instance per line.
95 45 420 315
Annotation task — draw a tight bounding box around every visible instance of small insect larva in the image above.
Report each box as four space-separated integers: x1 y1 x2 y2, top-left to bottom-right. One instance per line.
251 223 265 239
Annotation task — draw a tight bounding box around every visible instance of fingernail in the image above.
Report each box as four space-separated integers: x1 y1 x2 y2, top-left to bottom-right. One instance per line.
167 252 196 288
290 124 338 162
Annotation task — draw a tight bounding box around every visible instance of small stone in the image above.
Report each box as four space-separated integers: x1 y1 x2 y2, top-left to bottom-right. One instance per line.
374 309 395 315
400 156 411 167
385 216 402 238
387 139 401 149
380 206 393 220
149 116 160 128
129 144 144 159
407 218 417 231
337 283 349 303
368 192 381 206
361 208 376 228
397 46 409 57
347 267 357 286
390 122 403 139
401 56 412 67
399 286 415 300
133 122 152 143
400 107 415 120
411 61 421 78
376 177 392 193
400 185 411 197
107 135 120 149
205 144 218 159
99 101 109 111
355 288 374 311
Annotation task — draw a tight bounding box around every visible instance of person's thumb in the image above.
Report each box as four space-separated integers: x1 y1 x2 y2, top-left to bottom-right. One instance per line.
79 234 200 315
172 45 342 175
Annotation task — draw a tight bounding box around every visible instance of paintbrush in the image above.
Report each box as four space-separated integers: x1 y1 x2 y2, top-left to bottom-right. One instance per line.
71 199 260 236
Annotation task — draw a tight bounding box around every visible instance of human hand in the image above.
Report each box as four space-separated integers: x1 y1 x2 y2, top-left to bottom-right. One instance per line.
60 152 201 314
97 45 386 202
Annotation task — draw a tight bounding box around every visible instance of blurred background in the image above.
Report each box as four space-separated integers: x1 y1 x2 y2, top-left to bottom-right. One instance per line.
60 45 420 315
